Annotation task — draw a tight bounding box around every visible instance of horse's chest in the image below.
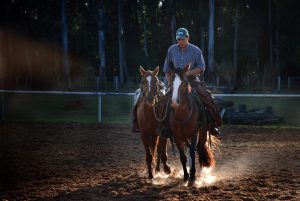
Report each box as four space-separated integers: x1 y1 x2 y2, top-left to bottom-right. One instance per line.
170 110 198 135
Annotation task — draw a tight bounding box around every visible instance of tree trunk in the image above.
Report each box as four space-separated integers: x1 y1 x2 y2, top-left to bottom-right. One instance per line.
170 15 176 44
275 1 280 75
98 0 106 84
0 31 4 88
167 0 176 45
268 0 273 67
143 9 149 58
117 0 127 84
61 0 71 89
208 0 215 83
118 0 124 84
233 0 239 88
198 1 205 56
256 36 259 73
23 38 32 87
219 0 224 64
200 26 205 55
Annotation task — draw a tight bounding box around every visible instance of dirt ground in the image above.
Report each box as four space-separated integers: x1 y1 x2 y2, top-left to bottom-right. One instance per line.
0 122 299 201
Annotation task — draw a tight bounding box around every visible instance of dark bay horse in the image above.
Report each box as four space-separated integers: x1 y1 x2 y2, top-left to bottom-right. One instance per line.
168 63 218 184
137 66 171 179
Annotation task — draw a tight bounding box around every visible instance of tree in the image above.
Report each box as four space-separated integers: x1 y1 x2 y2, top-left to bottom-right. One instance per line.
61 0 71 89
98 0 106 85
233 0 239 88
207 0 215 83
268 0 273 68
117 0 127 84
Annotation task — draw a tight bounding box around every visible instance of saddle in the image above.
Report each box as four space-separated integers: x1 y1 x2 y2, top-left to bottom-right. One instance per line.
189 78 223 127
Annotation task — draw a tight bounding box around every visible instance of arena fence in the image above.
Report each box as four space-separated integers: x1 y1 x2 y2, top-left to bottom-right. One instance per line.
1 90 300 123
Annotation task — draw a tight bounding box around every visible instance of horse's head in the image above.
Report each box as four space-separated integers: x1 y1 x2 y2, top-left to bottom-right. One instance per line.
139 66 160 107
169 62 192 108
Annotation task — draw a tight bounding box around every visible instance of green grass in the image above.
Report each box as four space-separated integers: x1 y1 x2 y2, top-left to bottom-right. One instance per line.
3 94 134 123
2 94 300 126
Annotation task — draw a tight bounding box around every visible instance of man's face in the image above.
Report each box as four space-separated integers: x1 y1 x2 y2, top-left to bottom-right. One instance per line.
177 36 189 48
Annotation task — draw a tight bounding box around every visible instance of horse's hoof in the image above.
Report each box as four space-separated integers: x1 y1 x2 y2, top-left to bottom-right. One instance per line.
164 165 171 174
155 168 160 173
188 178 196 186
148 174 154 179
184 174 189 182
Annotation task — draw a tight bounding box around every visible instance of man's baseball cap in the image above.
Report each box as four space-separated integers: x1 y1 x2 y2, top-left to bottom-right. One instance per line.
176 28 189 40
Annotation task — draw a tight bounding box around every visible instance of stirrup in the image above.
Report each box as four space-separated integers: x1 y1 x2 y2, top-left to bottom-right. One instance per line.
210 127 222 136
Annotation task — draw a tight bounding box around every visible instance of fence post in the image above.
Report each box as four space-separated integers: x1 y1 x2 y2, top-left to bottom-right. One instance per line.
114 76 119 92
277 76 281 92
247 74 250 90
98 94 102 123
1 94 4 120
96 76 100 91
288 77 291 89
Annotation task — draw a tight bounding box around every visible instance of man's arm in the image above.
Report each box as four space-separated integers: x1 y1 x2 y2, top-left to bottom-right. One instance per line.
186 67 202 77
165 72 172 85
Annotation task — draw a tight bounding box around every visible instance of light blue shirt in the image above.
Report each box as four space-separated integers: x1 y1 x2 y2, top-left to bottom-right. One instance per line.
163 43 205 75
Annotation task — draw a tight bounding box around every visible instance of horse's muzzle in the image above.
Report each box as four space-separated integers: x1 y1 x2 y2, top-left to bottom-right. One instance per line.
146 94 155 106
171 101 179 108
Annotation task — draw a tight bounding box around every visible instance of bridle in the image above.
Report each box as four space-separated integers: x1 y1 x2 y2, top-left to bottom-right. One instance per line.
140 73 171 122
140 74 159 105
170 74 194 126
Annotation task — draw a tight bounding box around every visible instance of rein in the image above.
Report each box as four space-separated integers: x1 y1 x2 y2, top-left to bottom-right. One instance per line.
153 96 171 122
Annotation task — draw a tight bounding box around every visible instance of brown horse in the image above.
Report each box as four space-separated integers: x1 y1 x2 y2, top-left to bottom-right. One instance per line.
137 66 171 179
168 63 217 184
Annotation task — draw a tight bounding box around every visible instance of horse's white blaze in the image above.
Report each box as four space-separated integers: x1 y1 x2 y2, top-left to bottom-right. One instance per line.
172 74 181 103
146 75 151 92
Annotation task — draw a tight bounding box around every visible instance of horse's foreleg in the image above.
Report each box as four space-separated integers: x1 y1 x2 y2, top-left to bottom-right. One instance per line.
189 133 198 184
142 135 154 179
155 138 161 172
145 148 153 179
177 142 189 181
160 137 171 174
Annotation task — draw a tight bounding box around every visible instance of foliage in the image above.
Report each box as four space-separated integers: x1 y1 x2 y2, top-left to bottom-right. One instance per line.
0 0 300 90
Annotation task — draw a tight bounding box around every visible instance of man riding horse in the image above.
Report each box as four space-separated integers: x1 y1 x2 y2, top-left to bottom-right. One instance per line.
132 27 222 136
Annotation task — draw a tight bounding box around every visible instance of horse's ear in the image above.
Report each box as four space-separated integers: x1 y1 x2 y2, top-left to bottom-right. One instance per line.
153 66 159 76
183 63 191 72
140 66 146 76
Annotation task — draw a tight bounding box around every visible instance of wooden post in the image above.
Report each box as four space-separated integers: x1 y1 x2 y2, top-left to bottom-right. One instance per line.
114 76 119 92
98 94 102 123
247 73 250 90
1 94 4 120
277 76 281 92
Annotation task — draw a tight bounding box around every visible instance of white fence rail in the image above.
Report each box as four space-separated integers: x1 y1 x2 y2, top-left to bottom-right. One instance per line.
1 90 300 123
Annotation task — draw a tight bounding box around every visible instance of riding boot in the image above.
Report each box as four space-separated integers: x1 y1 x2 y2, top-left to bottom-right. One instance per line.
131 104 139 133
206 112 222 136
210 124 222 136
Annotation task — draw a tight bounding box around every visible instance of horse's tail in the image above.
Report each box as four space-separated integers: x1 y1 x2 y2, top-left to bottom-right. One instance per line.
197 132 220 167
197 130 213 167
197 113 220 168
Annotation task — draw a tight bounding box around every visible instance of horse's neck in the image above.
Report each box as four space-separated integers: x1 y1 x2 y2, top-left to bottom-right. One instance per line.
139 96 153 111
182 89 193 109
174 92 193 116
